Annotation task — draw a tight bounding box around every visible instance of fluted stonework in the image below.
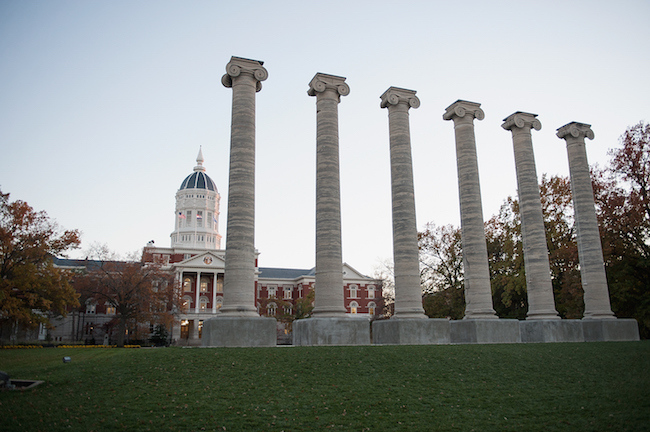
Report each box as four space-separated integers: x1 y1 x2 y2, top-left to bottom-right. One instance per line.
557 122 615 320
443 100 497 319
202 56 275 347
502 112 559 320
293 73 370 346
220 56 268 317
308 73 350 317
380 87 426 319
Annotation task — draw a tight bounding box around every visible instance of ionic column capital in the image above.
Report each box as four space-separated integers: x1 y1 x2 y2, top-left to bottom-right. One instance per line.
221 56 268 92
307 73 350 101
556 122 595 141
442 100 485 122
379 87 420 110
502 111 542 132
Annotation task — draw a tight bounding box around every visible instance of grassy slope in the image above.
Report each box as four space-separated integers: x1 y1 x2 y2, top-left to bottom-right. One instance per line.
1 342 649 431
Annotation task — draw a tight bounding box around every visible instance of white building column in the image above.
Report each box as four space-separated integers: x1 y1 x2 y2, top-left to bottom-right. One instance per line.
443 100 497 320
195 271 201 314
309 73 349 318
556 122 615 320
201 56 276 347
380 87 426 319
372 88 451 345
444 101 520 344
502 112 559 320
293 73 369 346
212 273 217 313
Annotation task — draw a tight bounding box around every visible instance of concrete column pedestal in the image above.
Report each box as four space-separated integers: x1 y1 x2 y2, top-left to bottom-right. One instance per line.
201 316 276 347
372 319 450 345
519 319 584 343
293 318 370 346
582 318 640 341
450 319 521 344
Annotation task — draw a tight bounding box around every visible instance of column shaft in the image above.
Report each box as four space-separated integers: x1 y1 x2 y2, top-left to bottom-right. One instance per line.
195 271 201 314
502 112 559 319
309 73 349 317
557 122 615 319
380 87 426 319
443 100 497 319
221 57 268 317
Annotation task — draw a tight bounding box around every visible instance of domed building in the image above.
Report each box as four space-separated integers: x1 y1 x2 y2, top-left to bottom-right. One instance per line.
138 149 383 345
171 148 222 250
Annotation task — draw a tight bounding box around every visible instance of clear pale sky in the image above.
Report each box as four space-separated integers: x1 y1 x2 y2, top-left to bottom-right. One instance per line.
1 0 648 276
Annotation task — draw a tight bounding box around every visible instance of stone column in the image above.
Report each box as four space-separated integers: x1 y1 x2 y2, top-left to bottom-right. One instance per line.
308 73 349 317
220 56 268 317
557 122 615 320
211 273 217 313
202 56 276 347
502 112 559 320
293 73 370 345
195 271 201 314
380 87 426 319
443 100 497 319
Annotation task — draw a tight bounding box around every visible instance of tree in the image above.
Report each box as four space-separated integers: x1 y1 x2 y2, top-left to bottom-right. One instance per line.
373 260 396 318
601 121 650 337
484 198 528 319
418 223 465 319
0 189 80 342
73 251 178 347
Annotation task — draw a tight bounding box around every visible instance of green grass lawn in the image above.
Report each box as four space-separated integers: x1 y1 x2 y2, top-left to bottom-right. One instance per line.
1 342 649 431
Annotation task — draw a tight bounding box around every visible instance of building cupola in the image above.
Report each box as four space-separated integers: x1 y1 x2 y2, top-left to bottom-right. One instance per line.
171 147 222 250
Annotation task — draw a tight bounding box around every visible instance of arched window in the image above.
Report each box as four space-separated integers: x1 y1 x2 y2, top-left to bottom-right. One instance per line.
200 276 209 293
215 297 223 310
182 296 193 313
183 277 192 292
199 296 209 312
105 303 116 315
267 302 277 316
85 299 96 314
349 301 359 314
368 301 377 316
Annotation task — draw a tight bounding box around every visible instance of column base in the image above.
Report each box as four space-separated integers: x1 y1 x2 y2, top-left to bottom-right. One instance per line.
293 317 370 346
520 319 584 343
372 318 450 345
450 319 521 344
582 318 640 342
201 316 276 347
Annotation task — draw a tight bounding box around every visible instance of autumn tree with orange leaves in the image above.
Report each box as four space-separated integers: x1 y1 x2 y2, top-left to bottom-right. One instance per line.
0 189 80 343
74 253 179 347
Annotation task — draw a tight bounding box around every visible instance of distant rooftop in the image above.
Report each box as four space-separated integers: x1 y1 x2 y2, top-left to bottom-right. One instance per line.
258 267 315 279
